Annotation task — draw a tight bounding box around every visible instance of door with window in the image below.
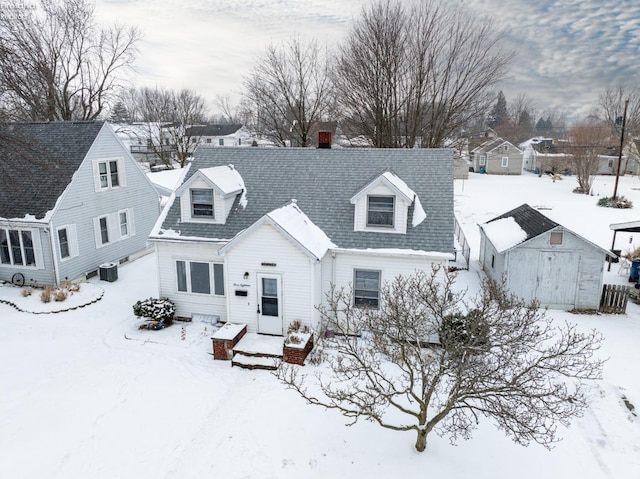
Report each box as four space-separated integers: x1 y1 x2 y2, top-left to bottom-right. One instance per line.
257 273 283 335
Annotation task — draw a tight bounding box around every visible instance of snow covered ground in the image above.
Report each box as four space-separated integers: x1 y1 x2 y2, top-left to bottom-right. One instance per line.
1 171 640 478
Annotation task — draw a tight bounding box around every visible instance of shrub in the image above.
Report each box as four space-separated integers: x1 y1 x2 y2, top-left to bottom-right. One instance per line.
54 289 68 302
597 196 633 209
21 287 33 297
133 297 176 324
40 286 52 303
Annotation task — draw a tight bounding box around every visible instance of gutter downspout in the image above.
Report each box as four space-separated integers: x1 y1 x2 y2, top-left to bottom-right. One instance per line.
49 222 60 285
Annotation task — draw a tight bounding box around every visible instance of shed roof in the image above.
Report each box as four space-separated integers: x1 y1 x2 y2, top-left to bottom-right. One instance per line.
186 124 243 137
0 121 105 220
154 146 454 253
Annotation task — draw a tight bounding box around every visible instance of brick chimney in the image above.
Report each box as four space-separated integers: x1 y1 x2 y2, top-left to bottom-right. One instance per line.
318 131 332 149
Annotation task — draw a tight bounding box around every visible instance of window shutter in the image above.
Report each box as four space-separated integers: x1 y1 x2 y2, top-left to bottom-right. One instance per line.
93 217 102 248
118 158 127 187
92 161 101 192
68 224 79 258
32 229 45 270
128 208 136 237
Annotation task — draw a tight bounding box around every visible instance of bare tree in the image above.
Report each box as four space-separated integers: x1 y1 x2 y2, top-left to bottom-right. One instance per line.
564 119 613 194
278 267 603 452
333 0 513 148
0 0 140 121
122 87 208 168
243 36 333 147
597 83 640 139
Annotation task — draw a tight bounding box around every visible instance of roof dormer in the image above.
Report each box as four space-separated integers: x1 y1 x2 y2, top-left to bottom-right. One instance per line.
176 164 246 224
350 171 425 234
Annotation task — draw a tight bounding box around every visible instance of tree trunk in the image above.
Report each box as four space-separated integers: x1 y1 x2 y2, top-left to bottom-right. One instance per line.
415 428 428 452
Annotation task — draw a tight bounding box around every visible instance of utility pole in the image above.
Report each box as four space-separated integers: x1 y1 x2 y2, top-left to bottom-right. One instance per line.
612 99 629 200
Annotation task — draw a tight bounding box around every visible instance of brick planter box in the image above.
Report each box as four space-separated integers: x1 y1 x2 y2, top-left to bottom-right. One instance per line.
212 323 247 360
283 332 314 366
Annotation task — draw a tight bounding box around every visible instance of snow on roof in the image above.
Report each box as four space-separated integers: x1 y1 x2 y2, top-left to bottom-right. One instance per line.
481 216 528 253
147 164 190 192
412 196 426 227
267 200 336 260
381 171 415 203
200 164 245 195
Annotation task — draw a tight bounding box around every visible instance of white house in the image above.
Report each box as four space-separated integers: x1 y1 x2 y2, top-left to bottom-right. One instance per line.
185 124 251 147
479 204 610 310
0 121 161 286
150 147 455 335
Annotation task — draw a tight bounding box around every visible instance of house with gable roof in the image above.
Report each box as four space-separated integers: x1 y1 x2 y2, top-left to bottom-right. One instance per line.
150 147 454 335
0 121 160 286
471 137 523 174
479 204 610 310
185 124 251 147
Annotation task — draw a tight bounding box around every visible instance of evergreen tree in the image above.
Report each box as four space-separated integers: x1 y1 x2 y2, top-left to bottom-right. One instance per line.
488 91 508 128
109 101 131 124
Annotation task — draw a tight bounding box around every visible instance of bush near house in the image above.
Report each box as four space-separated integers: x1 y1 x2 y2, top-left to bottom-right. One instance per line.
597 196 633 209
133 297 176 325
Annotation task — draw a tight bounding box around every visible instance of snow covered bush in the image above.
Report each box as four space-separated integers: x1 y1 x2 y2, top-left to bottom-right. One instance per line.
133 297 176 324
597 196 633 208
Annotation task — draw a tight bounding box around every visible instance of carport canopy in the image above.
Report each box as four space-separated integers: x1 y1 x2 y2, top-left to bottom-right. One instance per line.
608 220 640 270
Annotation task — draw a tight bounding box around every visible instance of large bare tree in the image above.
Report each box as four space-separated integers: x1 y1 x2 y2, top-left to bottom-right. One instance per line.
278 267 603 452
120 87 207 168
243 36 333 147
0 0 140 121
564 119 613 194
597 83 640 139
333 0 513 148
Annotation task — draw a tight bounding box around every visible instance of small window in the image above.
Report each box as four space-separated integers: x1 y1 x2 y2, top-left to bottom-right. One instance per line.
191 189 214 217
504 145 509 151
354 269 381 308
491 254 495 268
219 138 224 146
501 157 509 167
479 156 486 166
206 138 211 143
176 260 188 292
238 138 242 146
550 232 563 245
99 216 109 245
367 196 394 227
58 228 70 259
96 160 121 189
119 211 129 238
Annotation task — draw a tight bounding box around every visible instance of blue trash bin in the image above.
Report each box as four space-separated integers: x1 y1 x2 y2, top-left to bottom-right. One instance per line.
629 259 640 282
479 167 485 174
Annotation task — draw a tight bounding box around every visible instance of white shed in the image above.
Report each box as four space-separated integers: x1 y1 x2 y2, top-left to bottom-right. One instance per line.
479 204 610 310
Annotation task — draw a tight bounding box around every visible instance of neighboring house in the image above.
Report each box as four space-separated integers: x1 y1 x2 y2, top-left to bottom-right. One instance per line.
114 122 176 166
520 137 571 174
479 204 610 310
623 138 640 175
0 121 161 286
150 147 454 335
470 138 523 174
186 124 251 147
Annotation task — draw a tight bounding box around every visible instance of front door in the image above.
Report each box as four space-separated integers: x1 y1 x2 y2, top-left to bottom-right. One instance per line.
257 273 283 335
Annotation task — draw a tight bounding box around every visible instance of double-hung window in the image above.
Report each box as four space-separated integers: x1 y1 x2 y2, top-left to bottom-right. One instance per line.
191 189 214 218
119 210 129 238
367 196 394 227
0 229 36 266
99 216 110 245
501 157 509 167
176 261 225 295
98 160 120 189
354 269 381 308
58 228 70 259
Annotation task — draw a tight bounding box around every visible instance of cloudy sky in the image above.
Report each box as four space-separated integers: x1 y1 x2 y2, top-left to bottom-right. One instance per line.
94 0 640 120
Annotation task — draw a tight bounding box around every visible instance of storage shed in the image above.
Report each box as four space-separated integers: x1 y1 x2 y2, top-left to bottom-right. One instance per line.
479 204 610 310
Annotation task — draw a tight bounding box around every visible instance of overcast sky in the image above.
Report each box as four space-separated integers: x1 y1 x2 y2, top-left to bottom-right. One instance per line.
94 0 640 121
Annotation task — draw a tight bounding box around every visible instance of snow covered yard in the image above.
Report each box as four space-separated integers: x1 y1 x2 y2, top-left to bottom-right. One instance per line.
1 172 640 478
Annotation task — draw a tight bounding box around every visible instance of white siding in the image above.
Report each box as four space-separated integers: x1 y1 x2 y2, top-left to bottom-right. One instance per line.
178 176 235 224
51 124 160 283
0 225 55 285
156 241 227 320
225 222 318 334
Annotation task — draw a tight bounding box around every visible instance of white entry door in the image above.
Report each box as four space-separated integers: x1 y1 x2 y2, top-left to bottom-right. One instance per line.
257 273 283 335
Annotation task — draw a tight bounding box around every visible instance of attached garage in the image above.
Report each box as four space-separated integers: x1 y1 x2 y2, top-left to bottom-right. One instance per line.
479 204 610 310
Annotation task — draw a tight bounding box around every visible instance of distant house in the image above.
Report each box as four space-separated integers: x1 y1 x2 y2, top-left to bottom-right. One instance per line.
150 147 455 335
0 121 160 286
479 204 610 310
520 138 571 174
623 138 640 175
470 138 523 174
114 122 176 166
186 124 251 147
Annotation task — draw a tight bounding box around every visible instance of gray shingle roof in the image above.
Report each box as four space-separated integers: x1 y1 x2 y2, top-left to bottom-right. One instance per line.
0 121 104 219
186 124 243 136
486 203 559 242
157 147 454 253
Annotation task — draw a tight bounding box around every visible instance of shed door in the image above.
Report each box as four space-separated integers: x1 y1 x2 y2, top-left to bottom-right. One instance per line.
536 251 579 308
257 273 283 335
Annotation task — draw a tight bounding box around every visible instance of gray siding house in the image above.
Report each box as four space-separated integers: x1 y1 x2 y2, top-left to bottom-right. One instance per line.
0 121 160 286
471 138 523 174
150 147 455 335
479 204 609 310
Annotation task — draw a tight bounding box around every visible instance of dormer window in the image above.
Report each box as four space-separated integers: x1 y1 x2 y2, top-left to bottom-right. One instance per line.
191 189 214 217
367 196 394 227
